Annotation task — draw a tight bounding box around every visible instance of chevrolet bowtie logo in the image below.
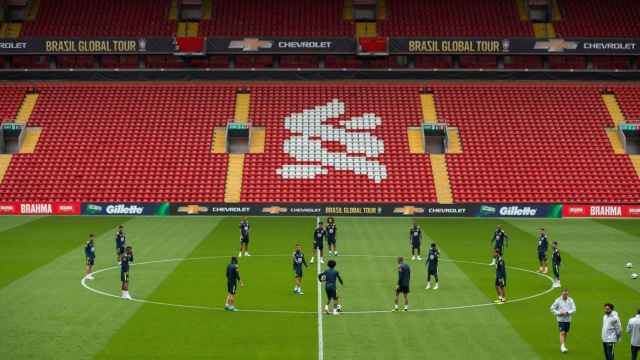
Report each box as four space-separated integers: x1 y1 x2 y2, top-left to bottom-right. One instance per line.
177 205 208 215
262 206 288 215
393 206 425 216
229 38 273 51
534 39 579 53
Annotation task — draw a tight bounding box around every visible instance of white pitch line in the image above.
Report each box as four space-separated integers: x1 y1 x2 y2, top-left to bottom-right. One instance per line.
80 254 554 316
316 216 324 360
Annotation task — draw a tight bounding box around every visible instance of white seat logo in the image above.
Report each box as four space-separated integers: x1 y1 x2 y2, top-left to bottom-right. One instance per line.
277 99 387 183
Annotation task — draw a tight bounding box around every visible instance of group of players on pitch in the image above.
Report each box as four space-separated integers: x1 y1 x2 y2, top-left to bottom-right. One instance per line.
83 225 134 300
81 219 563 313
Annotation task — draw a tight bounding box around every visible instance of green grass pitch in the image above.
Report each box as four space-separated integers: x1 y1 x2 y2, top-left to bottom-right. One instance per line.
0 216 638 359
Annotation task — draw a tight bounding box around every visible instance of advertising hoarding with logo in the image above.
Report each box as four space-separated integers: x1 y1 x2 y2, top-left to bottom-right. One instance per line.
476 204 563 218
82 203 170 216
562 204 640 218
206 37 356 54
0 38 175 54
0 202 81 215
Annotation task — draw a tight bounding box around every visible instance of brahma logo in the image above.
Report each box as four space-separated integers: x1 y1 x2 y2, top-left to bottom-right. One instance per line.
0 203 17 214
177 205 208 215
499 206 538 216
628 207 640 215
393 206 425 216
57 204 77 214
567 206 586 214
590 206 621 217
20 203 53 214
277 99 387 183
106 205 144 215
262 206 288 215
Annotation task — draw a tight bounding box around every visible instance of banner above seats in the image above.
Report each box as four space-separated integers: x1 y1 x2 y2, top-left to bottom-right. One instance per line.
1 37 638 55
206 37 356 54
389 38 640 55
0 38 176 54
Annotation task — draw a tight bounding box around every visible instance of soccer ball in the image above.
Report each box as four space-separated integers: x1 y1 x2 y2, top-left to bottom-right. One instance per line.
632 273 639 280
626 262 633 268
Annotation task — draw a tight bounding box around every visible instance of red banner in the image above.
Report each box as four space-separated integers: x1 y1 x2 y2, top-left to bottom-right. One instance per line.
562 204 640 218
0 202 81 215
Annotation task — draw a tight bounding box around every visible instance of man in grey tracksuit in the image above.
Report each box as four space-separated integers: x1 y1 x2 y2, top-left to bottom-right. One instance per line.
628 309 640 360
550 289 577 353
602 303 623 360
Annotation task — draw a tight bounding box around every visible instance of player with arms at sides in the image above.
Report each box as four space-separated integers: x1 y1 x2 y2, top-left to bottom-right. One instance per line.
225 256 244 311
115 225 126 263
238 217 250 257
409 221 422 261
326 217 338 257
489 224 508 266
494 250 507 304
537 228 549 274
84 234 96 280
292 244 308 295
552 241 562 288
394 256 411 311
120 246 134 300
310 221 325 264
318 259 343 315
425 243 440 290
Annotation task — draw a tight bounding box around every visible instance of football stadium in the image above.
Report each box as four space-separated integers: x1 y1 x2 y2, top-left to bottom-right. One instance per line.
1 1 640 359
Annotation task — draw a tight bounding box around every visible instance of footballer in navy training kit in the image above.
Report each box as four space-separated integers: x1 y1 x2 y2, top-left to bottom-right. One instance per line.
489 224 509 266
537 228 549 274
238 217 250 257
84 234 96 280
292 244 308 295
310 221 325 264
115 225 126 263
425 243 440 290
552 241 562 288
494 250 507 304
326 217 338 256
409 221 422 261
120 246 134 300
394 256 411 311
225 256 244 311
318 259 343 315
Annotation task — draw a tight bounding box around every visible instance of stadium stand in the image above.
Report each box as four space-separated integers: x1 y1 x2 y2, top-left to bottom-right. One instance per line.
434 83 640 203
1 83 639 203
241 84 438 203
20 0 175 37
377 0 532 37
553 0 640 37
0 84 232 202
199 0 353 37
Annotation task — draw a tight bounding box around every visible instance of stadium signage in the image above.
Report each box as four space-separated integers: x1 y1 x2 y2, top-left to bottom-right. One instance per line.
207 37 356 54
0 202 83 215
390 38 508 54
562 204 640 218
0 38 176 54
82 203 169 216
477 204 562 218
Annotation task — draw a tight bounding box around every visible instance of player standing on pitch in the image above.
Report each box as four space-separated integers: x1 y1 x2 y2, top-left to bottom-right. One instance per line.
84 234 96 280
310 221 325 264
494 250 507 303
394 256 411 311
490 224 508 266
326 217 338 256
292 244 308 295
318 259 343 315
552 241 562 288
225 256 244 311
537 228 549 274
238 217 250 257
115 225 126 263
409 221 422 261
120 246 134 300
425 243 440 290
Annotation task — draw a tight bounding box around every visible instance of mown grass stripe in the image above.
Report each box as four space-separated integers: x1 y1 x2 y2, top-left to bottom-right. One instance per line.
0 217 221 360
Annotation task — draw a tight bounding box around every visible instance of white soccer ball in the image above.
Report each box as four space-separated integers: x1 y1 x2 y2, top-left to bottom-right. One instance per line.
632 273 639 280
626 262 633 268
